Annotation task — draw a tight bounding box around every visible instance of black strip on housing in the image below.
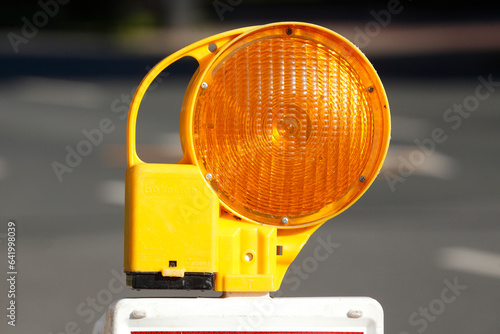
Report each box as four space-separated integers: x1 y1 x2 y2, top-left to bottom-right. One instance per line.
126 272 215 290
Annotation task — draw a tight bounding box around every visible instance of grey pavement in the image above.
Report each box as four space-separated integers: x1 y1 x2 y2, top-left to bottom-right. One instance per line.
1 56 500 334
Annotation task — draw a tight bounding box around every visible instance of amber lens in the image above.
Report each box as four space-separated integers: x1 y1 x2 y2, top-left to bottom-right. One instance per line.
193 24 388 226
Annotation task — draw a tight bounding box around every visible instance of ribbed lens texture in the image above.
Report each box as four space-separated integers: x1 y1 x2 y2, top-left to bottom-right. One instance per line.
194 36 373 221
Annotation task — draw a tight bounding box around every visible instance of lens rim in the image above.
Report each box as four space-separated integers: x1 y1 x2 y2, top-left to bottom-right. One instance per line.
185 22 390 228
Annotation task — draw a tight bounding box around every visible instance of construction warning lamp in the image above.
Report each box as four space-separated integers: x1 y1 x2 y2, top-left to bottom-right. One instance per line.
125 22 390 292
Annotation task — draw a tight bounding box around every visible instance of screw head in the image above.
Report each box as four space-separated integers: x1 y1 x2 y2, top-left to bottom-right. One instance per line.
359 176 366 182
206 173 213 180
368 86 374 93
281 217 289 224
347 309 363 318
201 82 208 89
131 309 147 319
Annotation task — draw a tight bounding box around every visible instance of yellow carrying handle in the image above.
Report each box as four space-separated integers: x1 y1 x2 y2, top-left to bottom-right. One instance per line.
126 26 256 168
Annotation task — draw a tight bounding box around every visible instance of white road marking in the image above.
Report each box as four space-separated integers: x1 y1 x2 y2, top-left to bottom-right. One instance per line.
13 76 104 109
382 145 459 180
436 247 500 279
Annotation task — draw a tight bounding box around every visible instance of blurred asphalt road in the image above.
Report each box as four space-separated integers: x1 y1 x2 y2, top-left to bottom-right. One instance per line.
1 24 500 334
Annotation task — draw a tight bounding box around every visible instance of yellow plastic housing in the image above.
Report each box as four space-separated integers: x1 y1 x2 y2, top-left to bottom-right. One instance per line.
125 22 390 292
125 164 219 274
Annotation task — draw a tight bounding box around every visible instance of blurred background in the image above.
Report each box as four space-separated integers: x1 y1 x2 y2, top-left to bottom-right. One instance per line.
1 0 500 333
